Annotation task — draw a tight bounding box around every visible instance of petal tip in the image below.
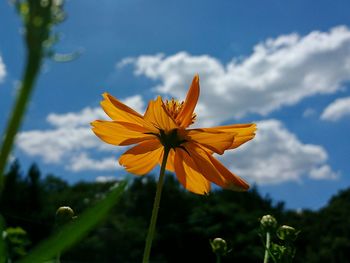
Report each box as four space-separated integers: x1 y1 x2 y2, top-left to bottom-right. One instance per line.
227 181 250 192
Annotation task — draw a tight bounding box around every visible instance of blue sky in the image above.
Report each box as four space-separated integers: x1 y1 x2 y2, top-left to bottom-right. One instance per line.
1 0 350 210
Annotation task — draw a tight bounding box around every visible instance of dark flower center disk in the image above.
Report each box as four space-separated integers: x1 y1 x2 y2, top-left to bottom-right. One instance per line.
159 129 186 149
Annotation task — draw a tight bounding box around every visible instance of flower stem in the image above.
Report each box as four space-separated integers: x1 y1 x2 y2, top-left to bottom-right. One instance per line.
216 254 221 263
263 232 271 263
142 147 170 263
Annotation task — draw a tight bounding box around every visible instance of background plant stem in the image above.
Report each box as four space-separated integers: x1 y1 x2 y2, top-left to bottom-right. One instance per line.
263 232 271 263
142 147 170 263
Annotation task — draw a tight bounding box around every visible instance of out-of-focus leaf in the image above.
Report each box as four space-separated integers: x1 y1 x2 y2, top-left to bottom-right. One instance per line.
18 181 127 263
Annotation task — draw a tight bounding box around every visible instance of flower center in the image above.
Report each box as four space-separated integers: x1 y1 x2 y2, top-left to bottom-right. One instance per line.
158 128 186 150
164 98 196 125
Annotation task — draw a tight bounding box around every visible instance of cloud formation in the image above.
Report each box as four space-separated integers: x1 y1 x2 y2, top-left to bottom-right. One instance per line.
47 95 145 128
16 95 143 170
16 27 341 185
68 153 122 172
0 55 6 83
120 26 350 126
220 119 337 184
321 96 350 121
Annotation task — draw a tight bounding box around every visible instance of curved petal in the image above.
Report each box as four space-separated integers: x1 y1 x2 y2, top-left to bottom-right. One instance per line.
91 120 155 146
186 142 249 191
174 147 211 195
101 93 157 132
119 139 163 175
176 75 200 128
208 153 250 191
200 123 257 149
144 96 178 132
186 129 235 154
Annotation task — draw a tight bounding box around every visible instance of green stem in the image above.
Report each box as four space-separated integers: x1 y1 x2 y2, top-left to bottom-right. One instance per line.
0 51 41 191
263 232 271 263
216 254 221 263
142 147 170 263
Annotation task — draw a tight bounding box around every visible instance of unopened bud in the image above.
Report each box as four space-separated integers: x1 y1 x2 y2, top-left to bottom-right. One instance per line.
55 206 75 225
277 225 298 242
210 238 228 256
260 214 277 232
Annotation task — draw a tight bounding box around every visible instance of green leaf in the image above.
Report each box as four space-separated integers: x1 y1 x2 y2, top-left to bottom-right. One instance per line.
18 181 127 263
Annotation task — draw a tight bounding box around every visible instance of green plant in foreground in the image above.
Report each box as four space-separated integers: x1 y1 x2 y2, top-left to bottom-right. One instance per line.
0 0 65 190
18 181 127 263
0 1 65 261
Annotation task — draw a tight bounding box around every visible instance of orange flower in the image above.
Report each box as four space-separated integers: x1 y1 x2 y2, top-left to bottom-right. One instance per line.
91 75 256 194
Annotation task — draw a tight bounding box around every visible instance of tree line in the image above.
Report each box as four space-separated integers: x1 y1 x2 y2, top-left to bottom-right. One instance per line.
1 160 349 262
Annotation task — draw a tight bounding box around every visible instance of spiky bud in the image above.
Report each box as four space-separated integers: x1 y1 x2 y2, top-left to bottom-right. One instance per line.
260 214 278 233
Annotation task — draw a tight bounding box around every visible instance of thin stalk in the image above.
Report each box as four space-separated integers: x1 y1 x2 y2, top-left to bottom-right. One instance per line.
142 147 170 263
0 51 41 191
216 254 221 263
263 232 271 263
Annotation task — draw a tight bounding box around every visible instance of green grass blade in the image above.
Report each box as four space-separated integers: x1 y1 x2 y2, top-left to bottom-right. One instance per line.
18 181 127 263
0 215 6 263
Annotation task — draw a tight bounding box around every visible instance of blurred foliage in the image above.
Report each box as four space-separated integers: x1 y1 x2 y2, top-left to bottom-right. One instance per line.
1 160 350 262
3 227 30 260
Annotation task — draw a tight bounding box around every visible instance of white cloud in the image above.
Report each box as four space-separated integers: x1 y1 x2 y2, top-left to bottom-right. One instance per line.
16 27 344 183
120 26 350 126
16 127 103 163
309 165 338 179
303 108 317 118
16 95 143 170
320 96 350 121
219 119 337 184
47 107 106 128
17 113 337 184
47 95 145 128
0 55 6 83
68 153 122 172
95 175 118 183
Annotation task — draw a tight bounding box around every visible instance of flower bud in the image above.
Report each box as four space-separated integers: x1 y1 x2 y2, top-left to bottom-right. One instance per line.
210 238 228 256
277 225 298 242
260 214 277 232
55 206 75 225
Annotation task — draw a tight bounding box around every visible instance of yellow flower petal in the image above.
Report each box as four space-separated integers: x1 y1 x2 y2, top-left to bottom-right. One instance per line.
101 93 157 132
144 96 178 132
91 120 155 146
174 147 211 195
176 75 200 127
208 153 250 191
185 142 249 191
92 75 256 195
159 148 175 172
119 139 163 175
201 123 257 149
186 129 235 154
